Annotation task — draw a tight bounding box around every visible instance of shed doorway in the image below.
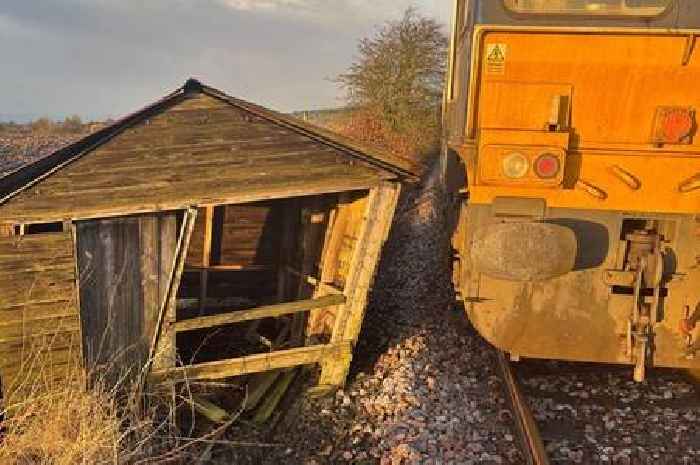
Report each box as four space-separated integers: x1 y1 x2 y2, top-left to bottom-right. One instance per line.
75 212 178 387
175 193 353 367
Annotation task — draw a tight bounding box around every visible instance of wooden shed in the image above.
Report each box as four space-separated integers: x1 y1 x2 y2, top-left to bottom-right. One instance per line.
0 79 416 404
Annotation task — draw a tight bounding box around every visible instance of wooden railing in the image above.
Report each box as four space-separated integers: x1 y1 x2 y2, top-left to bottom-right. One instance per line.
173 294 345 333
150 342 351 384
150 295 347 385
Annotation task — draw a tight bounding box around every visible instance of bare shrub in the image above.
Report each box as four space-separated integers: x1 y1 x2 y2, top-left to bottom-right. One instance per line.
0 347 199 465
61 115 83 134
30 117 53 134
334 7 448 161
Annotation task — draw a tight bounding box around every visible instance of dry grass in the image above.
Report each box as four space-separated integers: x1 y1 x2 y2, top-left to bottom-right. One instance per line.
0 368 179 465
0 343 217 465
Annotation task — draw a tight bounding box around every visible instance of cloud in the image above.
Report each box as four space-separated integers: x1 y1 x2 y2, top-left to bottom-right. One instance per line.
216 0 407 27
220 0 308 11
0 0 450 120
0 13 39 38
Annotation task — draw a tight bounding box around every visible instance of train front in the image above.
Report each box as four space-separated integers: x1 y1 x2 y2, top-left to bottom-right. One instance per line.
447 0 700 380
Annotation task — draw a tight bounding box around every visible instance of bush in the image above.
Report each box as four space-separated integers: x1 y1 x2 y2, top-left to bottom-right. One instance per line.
335 7 448 161
30 117 53 133
61 115 83 134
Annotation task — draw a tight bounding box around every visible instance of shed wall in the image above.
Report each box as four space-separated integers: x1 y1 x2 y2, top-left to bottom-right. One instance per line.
0 232 81 400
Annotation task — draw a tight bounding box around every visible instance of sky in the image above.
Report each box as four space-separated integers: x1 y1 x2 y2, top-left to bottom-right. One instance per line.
0 0 452 122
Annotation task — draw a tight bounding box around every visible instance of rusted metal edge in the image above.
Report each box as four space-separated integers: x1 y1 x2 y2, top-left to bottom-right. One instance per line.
496 351 551 465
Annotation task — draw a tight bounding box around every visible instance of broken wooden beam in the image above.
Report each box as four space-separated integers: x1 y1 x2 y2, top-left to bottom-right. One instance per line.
188 395 232 424
253 369 297 424
245 369 282 411
174 294 346 333
149 342 351 384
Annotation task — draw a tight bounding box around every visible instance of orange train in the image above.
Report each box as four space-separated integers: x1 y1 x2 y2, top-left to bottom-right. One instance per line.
443 0 700 380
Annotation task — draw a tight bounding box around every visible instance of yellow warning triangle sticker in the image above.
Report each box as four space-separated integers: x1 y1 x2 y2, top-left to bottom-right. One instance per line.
486 43 507 74
488 45 505 62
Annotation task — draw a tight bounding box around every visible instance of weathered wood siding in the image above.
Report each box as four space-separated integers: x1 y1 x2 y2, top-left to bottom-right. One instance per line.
0 232 81 399
0 94 391 224
76 213 177 387
186 202 283 268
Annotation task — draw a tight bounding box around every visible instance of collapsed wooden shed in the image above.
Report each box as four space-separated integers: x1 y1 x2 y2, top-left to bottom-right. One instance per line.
0 79 416 405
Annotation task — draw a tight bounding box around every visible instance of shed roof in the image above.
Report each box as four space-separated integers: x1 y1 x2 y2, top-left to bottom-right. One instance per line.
0 79 418 224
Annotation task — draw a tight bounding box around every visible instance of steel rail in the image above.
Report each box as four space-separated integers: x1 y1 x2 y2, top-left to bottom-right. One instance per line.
496 351 551 465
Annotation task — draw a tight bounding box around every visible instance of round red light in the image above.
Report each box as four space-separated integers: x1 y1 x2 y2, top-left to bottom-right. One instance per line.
534 154 560 179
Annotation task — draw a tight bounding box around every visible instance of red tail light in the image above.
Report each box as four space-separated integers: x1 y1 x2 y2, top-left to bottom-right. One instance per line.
534 153 560 179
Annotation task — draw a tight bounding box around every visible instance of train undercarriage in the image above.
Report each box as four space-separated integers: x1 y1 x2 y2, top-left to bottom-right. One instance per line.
454 202 700 381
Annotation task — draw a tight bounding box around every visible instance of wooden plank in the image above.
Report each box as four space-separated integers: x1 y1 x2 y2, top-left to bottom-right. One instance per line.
334 196 369 287
0 233 74 258
245 370 282 411
1 270 76 308
0 346 79 373
12 172 379 220
200 206 214 313
0 315 80 343
152 213 178 375
292 198 333 342
253 369 297 424
147 208 198 373
219 203 282 267
340 182 400 343
10 153 366 199
140 214 159 363
188 395 232 424
319 182 400 386
0 231 80 399
307 194 355 338
91 142 329 171
93 139 323 164
0 300 77 321
0 224 14 237
174 294 346 333
76 216 146 386
0 255 75 276
150 342 352 384
0 174 383 224
0 330 79 356
36 151 344 200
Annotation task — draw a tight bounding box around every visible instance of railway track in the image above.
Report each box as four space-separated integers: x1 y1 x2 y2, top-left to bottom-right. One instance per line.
497 353 700 465
497 351 551 465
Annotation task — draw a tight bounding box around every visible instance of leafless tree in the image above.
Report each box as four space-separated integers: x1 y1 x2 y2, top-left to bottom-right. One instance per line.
337 7 448 135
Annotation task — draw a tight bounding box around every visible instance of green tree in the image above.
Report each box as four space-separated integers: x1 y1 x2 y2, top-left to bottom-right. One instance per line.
336 7 448 135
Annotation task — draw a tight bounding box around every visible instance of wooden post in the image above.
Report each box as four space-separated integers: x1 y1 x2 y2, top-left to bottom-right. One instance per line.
148 208 198 375
140 215 159 368
199 206 214 314
307 196 347 339
319 182 400 387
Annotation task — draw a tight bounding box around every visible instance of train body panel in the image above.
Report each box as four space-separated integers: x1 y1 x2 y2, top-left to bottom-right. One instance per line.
445 0 700 378
455 204 700 369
